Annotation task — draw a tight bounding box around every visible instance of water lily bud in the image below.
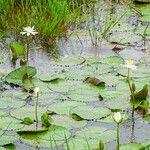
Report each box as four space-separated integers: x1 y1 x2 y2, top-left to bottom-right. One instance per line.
34 87 40 95
112 112 123 124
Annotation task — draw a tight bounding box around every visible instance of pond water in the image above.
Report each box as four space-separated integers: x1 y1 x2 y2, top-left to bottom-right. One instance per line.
0 1 150 150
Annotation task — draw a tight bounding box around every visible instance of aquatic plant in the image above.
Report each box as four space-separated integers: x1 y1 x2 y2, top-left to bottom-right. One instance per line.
34 87 40 126
112 112 123 150
20 26 38 61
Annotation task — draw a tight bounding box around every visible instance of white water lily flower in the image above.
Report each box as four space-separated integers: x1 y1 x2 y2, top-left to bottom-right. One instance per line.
124 59 136 70
20 26 38 36
112 112 123 124
34 87 40 95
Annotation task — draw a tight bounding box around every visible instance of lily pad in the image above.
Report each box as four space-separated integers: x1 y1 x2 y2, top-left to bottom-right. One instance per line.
0 97 25 109
5 66 36 89
10 106 46 120
63 138 104 150
49 56 86 66
0 117 24 131
75 126 116 143
38 74 60 82
120 143 144 150
107 32 142 45
48 101 86 115
100 56 125 67
19 125 70 148
70 105 111 120
0 132 18 146
104 94 130 110
51 115 87 129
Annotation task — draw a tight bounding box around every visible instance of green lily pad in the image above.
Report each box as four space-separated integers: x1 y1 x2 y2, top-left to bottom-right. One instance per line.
48 101 86 115
1 90 29 100
0 97 25 109
107 32 142 45
104 94 130 110
5 66 36 89
31 93 67 106
17 124 48 133
99 89 123 100
38 74 60 82
51 115 87 129
120 143 144 150
49 56 86 66
100 56 125 67
0 132 18 146
19 125 70 148
48 80 78 93
75 126 116 143
63 138 104 150
70 105 111 120
10 106 46 120
82 63 112 75
0 117 24 131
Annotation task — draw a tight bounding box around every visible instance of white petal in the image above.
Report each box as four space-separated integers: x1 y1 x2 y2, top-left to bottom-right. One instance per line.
20 32 27 35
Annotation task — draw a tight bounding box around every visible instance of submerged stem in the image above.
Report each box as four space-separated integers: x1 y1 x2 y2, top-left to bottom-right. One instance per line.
116 123 120 150
35 93 39 126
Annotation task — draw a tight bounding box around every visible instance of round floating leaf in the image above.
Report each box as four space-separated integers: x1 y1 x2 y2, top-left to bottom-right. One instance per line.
100 56 125 67
38 74 60 82
67 84 100 102
0 97 25 109
104 94 130 110
10 106 46 120
30 93 67 106
107 32 142 45
49 56 86 66
63 138 103 150
17 124 48 133
120 143 144 150
70 105 111 120
1 90 29 100
0 147 5 150
48 101 86 115
0 133 18 146
96 73 125 86
51 115 87 129
19 125 70 148
99 89 123 100
48 80 78 93
59 69 94 81
82 63 112 75
5 66 36 87
0 117 24 130
75 126 116 143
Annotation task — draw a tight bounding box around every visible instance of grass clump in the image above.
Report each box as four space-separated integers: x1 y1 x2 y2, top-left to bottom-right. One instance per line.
0 0 92 47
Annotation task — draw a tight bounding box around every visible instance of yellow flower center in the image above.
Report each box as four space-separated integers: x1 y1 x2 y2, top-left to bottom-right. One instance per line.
126 59 133 65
